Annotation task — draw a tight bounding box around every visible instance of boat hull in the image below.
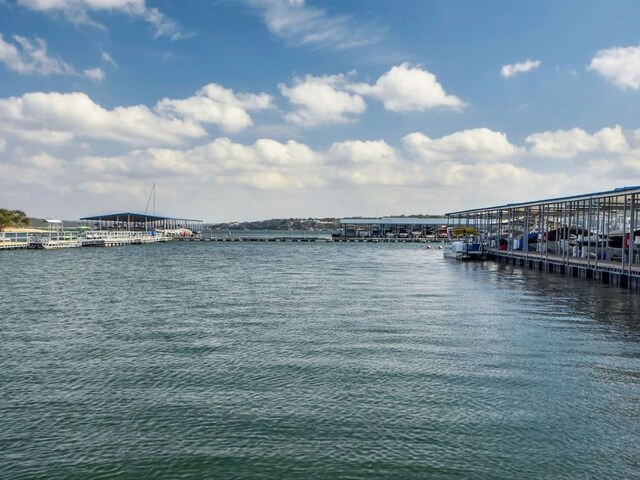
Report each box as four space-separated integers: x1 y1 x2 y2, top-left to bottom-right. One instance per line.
443 241 487 261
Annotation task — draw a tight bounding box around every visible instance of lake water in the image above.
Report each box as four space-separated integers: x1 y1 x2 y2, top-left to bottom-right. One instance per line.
1 242 639 479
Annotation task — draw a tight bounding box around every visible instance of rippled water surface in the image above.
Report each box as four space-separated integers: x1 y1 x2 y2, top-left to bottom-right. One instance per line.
2 242 640 479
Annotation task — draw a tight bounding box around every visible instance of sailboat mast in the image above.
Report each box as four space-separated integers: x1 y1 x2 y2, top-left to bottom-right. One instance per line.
144 183 156 216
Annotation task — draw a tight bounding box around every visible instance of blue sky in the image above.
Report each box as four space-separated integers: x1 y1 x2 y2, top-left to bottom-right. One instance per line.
1 0 640 221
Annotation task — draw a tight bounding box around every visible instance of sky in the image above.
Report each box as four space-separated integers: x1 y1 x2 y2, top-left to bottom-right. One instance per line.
1 0 640 222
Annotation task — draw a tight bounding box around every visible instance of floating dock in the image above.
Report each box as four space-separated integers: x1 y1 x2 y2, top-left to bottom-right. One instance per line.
446 185 640 290
178 235 442 243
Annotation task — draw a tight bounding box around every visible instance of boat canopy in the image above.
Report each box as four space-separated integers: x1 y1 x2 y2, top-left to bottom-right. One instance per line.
80 212 201 223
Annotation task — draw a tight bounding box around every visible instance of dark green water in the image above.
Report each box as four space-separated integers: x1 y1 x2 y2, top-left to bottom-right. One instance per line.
1 242 639 479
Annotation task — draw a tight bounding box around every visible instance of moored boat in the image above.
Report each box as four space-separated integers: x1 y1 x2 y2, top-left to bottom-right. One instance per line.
443 240 487 260
28 220 81 249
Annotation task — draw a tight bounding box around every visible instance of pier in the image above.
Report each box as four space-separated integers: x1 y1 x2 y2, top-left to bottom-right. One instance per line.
178 235 443 243
446 186 640 290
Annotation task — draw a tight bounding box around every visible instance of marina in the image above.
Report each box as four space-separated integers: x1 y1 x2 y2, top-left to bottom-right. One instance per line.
4 186 640 292
446 185 640 290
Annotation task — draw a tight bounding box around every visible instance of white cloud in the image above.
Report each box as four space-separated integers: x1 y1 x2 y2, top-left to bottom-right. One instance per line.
3 119 640 220
9 128 74 144
402 128 520 163
586 150 640 180
351 63 465 112
0 84 272 149
525 125 629 158
327 140 409 186
327 139 398 165
156 83 273 133
0 151 72 193
101 50 118 68
0 91 206 147
75 137 325 190
252 138 320 166
84 66 105 81
278 65 463 126
279 74 366 126
589 45 640 89
17 0 186 40
501 59 541 79
245 0 383 51
0 33 75 75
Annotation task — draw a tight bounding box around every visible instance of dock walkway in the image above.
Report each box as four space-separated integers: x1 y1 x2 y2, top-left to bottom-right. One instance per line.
489 248 640 289
178 236 443 243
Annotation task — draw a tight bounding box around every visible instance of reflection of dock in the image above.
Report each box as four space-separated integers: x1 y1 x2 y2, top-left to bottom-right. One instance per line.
446 185 640 290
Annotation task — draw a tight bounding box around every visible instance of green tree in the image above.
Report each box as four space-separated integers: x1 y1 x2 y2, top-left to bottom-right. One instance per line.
0 209 31 231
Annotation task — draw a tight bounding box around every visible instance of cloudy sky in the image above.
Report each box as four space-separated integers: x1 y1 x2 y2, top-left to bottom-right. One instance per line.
1 0 640 222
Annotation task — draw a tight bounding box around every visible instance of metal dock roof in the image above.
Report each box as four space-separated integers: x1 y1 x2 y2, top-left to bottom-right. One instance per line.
446 185 640 217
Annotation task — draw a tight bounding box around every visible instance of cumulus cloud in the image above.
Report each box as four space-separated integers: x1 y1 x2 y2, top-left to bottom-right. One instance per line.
244 0 384 51
326 140 409 186
327 139 398 165
525 125 629 158
501 59 541 79
402 128 520 163
0 151 72 193
352 63 465 112
17 0 187 40
0 33 75 75
0 91 205 147
156 83 273 133
279 74 366 126
4 118 640 220
279 65 464 126
0 84 273 149
75 137 324 190
589 45 640 89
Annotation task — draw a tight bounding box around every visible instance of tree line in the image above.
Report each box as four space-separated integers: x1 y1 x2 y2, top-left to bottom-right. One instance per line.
0 209 31 230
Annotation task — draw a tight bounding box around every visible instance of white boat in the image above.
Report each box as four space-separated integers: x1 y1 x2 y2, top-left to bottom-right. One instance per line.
30 232 81 249
443 240 487 260
28 220 81 249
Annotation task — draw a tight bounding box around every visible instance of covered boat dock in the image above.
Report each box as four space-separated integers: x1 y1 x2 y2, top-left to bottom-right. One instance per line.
446 186 640 290
80 212 203 233
339 217 448 238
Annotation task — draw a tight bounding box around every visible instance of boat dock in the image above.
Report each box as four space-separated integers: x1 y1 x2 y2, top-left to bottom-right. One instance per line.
446 185 640 290
178 235 443 243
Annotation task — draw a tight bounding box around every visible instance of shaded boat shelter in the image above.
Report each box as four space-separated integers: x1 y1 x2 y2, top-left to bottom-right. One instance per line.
446 185 640 289
80 212 202 232
340 217 448 237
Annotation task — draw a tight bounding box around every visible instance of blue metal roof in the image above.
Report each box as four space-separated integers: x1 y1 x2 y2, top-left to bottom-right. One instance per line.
80 212 202 222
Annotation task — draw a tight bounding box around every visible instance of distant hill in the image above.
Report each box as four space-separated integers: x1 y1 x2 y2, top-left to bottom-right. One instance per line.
208 218 340 231
29 218 83 228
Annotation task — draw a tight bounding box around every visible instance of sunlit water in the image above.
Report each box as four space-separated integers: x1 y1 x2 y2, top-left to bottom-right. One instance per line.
1 242 639 479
